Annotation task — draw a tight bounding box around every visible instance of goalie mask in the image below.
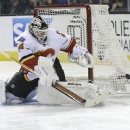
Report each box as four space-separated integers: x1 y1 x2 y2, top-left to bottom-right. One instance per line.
28 16 48 44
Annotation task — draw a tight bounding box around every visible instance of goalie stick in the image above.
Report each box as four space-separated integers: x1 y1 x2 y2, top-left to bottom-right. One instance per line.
0 51 112 107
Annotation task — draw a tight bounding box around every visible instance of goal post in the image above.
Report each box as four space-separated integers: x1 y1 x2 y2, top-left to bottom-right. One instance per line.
34 4 130 92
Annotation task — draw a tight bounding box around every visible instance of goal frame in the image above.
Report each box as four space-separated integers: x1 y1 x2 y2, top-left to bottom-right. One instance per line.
33 4 93 82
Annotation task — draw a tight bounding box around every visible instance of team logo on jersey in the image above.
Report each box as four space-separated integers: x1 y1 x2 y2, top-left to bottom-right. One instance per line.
12 17 54 47
11 84 15 88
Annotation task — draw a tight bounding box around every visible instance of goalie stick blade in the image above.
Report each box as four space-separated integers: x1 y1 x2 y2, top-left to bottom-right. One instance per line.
84 91 112 108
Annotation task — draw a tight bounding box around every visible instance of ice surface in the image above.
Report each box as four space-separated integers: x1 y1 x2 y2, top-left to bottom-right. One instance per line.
0 61 130 130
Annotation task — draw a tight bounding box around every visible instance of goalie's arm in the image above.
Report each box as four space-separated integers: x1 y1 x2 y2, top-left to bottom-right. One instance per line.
59 34 94 68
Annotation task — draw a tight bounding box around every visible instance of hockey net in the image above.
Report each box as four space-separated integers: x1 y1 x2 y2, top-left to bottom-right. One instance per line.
34 5 130 92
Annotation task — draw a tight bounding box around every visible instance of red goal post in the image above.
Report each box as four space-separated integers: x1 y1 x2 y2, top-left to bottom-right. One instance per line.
34 4 130 92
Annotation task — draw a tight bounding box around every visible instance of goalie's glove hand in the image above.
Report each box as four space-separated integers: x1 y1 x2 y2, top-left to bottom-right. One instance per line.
68 45 94 68
78 51 94 68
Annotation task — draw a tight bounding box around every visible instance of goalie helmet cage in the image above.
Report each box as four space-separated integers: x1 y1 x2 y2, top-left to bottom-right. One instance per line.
34 4 130 92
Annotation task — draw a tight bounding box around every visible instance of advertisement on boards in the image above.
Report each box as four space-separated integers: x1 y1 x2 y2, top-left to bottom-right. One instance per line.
13 17 32 47
110 14 130 55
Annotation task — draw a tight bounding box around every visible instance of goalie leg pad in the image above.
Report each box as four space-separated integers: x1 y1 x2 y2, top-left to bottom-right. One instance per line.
59 81 99 100
37 81 100 105
37 82 76 104
0 80 6 104
6 92 24 104
6 88 38 104
85 83 99 99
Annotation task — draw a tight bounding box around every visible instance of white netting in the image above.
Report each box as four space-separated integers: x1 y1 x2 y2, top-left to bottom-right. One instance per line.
34 5 130 92
90 5 130 91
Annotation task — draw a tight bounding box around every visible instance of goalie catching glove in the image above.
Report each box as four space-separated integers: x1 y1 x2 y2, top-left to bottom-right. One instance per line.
68 44 94 68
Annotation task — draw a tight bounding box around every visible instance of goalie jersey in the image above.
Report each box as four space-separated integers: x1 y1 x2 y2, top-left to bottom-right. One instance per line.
14 28 76 80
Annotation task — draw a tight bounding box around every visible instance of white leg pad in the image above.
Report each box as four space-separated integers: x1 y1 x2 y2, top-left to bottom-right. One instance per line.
0 80 6 104
59 81 99 100
37 81 99 105
6 92 24 104
37 82 76 104
85 83 99 99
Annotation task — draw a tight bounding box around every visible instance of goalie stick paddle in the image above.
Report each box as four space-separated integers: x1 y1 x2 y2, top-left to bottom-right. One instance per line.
0 51 111 107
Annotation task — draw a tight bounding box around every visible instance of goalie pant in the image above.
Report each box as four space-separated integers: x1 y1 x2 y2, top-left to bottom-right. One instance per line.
0 58 66 104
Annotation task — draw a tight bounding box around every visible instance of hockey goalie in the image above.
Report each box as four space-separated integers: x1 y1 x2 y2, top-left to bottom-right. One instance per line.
0 16 111 106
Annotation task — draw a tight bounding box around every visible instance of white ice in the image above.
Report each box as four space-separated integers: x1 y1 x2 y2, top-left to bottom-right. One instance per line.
0 61 130 130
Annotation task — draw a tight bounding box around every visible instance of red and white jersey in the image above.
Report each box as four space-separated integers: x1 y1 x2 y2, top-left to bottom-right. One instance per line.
14 28 76 80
